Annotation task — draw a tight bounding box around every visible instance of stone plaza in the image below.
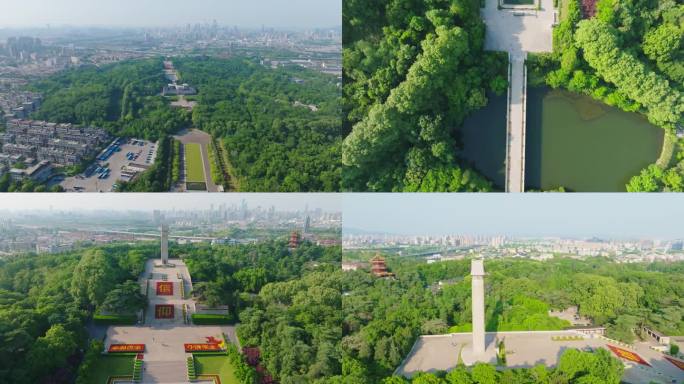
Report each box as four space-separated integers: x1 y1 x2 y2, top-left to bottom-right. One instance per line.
103 225 238 383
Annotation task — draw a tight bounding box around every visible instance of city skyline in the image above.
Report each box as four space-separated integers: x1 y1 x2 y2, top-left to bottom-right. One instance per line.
0 193 340 213
343 194 684 239
0 0 341 29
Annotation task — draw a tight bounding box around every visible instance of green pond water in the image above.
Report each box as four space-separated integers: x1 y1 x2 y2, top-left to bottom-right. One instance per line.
460 88 664 191
459 92 508 188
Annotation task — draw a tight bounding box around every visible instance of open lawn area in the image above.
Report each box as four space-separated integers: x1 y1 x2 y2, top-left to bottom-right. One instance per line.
78 354 132 384
195 355 239 384
185 143 205 183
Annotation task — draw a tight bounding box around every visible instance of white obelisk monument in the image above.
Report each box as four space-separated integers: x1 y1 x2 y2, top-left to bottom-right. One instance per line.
471 258 485 356
160 224 169 264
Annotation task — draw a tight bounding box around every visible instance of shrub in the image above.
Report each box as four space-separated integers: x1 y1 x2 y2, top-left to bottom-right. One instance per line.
226 344 257 384
94 313 138 325
75 340 105 384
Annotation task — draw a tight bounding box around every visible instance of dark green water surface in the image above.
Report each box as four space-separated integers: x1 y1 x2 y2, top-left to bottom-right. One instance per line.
525 88 663 191
460 88 664 191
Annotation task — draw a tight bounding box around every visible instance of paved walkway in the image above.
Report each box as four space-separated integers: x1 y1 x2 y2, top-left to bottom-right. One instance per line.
507 56 526 192
481 0 554 192
106 259 234 383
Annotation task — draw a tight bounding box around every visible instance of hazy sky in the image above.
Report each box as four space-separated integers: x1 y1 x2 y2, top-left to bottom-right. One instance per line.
0 0 340 29
343 194 684 239
0 193 340 212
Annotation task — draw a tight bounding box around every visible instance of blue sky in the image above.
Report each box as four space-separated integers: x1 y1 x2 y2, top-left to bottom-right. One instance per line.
343 194 684 239
0 0 340 28
0 194 341 212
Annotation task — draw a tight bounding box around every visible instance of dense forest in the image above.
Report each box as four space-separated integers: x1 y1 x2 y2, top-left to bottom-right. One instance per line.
1 240 681 383
341 255 683 382
174 57 341 192
342 0 508 191
29 58 191 140
0 239 342 383
0 244 151 383
27 56 341 192
527 0 684 191
183 240 343 383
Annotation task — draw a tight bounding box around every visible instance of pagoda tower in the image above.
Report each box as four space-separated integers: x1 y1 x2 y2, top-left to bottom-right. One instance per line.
289 231 300 249
370 254 394 277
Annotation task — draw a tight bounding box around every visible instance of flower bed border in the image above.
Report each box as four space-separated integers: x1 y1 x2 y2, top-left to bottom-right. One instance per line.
607 344 651 367
185 343 223 352
108 344 145 353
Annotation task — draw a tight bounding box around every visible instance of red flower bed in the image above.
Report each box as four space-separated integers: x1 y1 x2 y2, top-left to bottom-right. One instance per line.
108 344 145 353
206 336 221 344
156 282 174 296
607 345 651 366
155 304 175 319
184 343 222 352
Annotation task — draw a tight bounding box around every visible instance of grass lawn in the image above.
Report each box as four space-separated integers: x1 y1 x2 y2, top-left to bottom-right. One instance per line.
195 355 240 384
79 354 133 383
185 143 205 183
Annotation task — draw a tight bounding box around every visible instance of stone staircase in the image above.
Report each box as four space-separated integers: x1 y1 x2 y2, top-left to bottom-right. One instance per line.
141 360 187 383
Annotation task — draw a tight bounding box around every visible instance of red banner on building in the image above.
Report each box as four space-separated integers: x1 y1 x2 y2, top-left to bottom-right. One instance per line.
665 356 684 371
156 281 174 296
184 343 222 352
606 345 651 366
108 344 145 353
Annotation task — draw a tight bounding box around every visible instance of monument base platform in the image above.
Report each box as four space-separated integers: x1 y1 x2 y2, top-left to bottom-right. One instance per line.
155 262 176 268
460 341 498 366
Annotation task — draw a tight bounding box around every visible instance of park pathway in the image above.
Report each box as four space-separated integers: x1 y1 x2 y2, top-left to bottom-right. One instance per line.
481 0 554 192
506 55 526 192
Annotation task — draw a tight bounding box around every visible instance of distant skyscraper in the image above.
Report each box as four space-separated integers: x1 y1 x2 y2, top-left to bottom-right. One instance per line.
304 215 311 234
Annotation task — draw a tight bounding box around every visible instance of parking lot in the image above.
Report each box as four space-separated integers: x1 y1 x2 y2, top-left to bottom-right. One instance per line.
61 138 158 192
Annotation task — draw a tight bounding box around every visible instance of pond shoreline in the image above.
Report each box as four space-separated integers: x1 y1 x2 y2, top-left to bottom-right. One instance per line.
459 87 664 192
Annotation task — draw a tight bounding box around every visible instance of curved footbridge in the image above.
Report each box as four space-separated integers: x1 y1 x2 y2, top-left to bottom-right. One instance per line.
481 0 555 192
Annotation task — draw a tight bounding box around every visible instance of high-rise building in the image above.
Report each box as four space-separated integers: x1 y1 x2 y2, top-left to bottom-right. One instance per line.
304 215 311 234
